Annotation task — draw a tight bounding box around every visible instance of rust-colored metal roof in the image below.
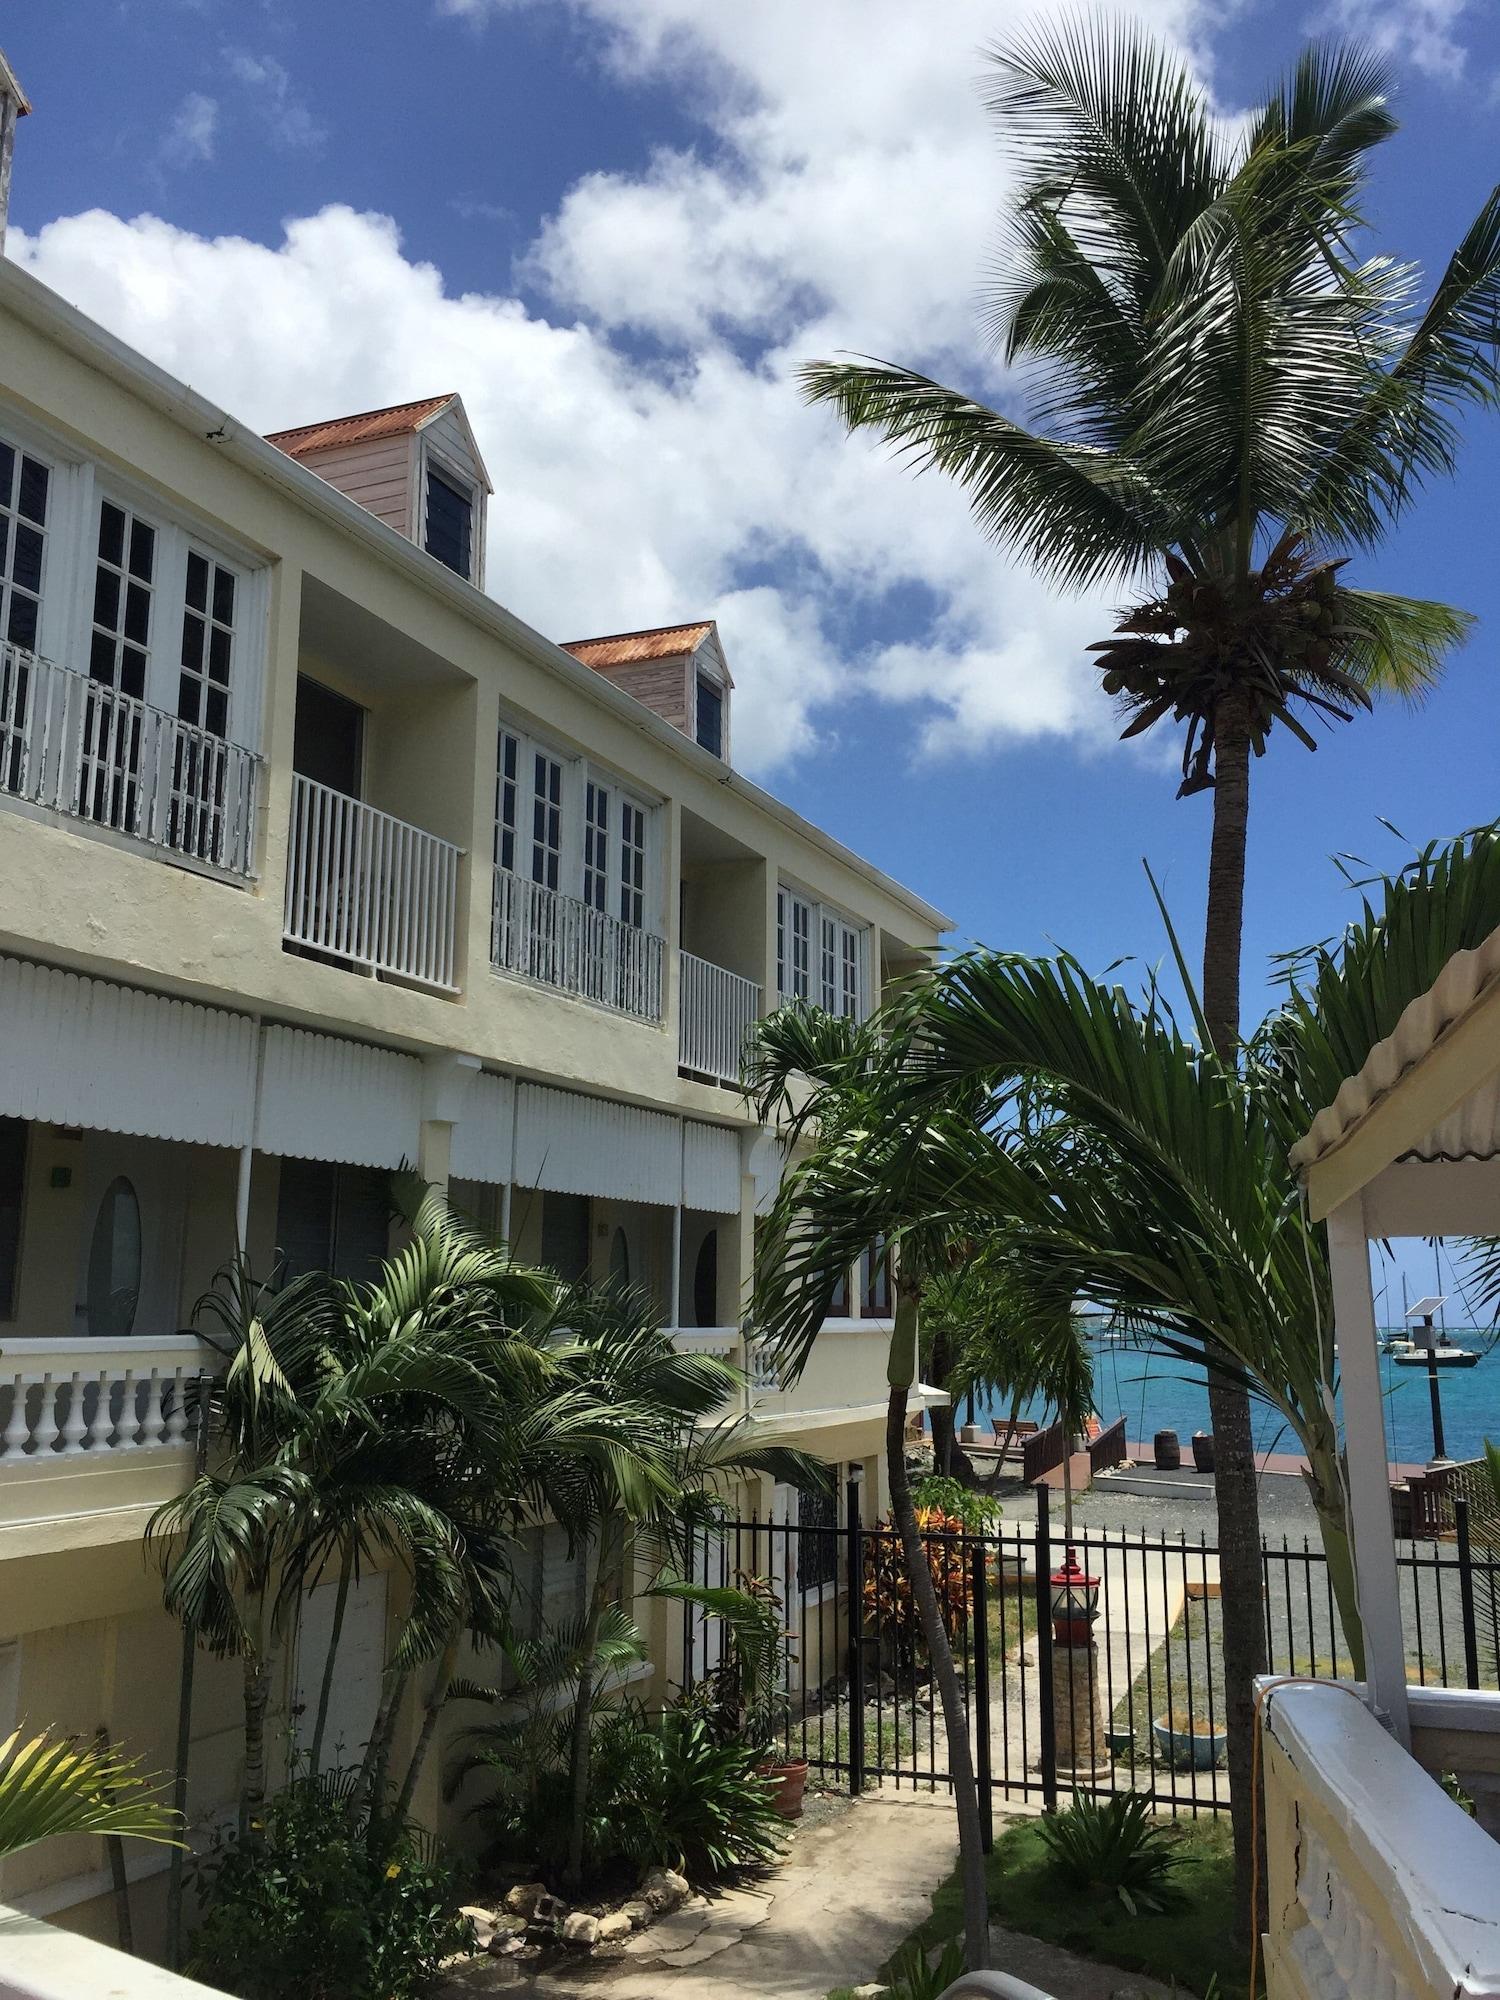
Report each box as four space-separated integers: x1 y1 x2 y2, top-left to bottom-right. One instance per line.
562 622 715 670
265 393 457 458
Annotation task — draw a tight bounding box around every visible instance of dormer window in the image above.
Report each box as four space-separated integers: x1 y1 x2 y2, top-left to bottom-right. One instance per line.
695 674 724 757
425 467 474 580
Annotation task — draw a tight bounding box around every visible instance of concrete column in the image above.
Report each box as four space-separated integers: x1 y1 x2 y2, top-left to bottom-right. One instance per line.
419 1051 481 1199
1327 1195 1410 1744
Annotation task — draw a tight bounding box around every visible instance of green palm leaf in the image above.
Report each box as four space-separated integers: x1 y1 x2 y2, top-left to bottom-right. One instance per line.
0 1731 181 1860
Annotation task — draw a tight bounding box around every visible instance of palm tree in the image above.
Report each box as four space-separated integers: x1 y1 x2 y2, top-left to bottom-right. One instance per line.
0 1730 179 1860
530 1281 819 1892
747 1002 996 1972
802 24 1500 1914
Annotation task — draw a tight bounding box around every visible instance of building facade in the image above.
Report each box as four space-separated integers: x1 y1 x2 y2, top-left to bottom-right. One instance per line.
0 255 947 1944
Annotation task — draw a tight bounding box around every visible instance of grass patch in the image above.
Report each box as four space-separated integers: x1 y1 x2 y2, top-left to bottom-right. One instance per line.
859 1811 1247 2000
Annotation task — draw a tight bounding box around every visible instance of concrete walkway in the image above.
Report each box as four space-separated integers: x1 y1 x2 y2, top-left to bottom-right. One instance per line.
440 1793 959 2000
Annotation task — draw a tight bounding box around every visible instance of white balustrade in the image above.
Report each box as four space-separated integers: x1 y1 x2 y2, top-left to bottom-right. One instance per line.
679 950 761 1083
284 773 463 991
670 1327 741 1361
491 868 665 1022
0 1338 209 1464
0 643 261 877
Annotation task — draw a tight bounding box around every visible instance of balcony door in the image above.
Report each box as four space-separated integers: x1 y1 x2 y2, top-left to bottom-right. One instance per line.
293 675 364 798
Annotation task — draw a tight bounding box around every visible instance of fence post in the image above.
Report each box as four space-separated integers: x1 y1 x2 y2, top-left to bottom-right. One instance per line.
846 1475 865 1798
971 1539 994 1852
1035 1483 1058 1812
1456 1495 1481 1692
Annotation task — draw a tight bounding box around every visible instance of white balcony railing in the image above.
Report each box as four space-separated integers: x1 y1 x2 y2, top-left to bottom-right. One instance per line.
284 773 462 992
491 869 665 1022
679 950 761 1083
0 1336 209 1462
670 1327 741 1360
0 644 260 878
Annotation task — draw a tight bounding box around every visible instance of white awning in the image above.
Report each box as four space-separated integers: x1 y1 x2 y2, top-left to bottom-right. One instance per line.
683 1120 741 1214
255 1025 423 1169
0 954 258 1147
513 1082 682 1206
449 1070 516 1184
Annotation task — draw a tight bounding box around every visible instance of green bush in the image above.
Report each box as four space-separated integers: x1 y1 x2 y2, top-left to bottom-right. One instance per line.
909 1475 1000 1533
187 1776 471 2000
1037 1790 1182 1916
885 1936 966 1999
463 1697 783 1886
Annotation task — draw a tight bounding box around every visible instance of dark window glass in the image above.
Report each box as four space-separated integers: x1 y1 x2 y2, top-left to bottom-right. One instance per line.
828 1265 850 1316
425 469 473 578
863 1238 892 1317
798 1484 838 1592
292 675 364 796
695 676 723 757
0 439 47 659
692 1229 718 1328
17 458 49 526
275 1159 389 1285
179 552 236 738
540 1191 591 1284
0 1117 26 1317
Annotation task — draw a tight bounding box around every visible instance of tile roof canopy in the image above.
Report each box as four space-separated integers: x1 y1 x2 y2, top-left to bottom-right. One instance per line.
1290 921 1500 1174
265 394 459 458
562 622 716 670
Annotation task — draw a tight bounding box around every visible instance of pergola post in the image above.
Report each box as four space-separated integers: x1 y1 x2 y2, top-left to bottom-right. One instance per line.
1327 1194 1410 1746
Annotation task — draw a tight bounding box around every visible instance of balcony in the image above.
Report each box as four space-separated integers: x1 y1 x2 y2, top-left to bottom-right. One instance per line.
679 950 761 1084
284 773 463 992
491 868 665 1022
0 644 260 878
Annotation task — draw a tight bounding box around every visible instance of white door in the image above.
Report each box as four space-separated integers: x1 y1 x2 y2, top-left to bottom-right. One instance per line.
73 1134 187 1339
294 1572 388 1772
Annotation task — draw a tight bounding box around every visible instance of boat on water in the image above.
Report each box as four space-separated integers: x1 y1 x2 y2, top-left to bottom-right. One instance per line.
1382 1337 1481 1370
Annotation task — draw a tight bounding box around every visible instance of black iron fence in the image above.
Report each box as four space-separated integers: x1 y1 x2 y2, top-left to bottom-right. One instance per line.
682 1484 1500 1833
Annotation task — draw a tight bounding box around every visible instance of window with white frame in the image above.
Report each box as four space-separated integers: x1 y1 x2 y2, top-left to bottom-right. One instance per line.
0 436 49 652
777 887 867 1017
495 721 658 929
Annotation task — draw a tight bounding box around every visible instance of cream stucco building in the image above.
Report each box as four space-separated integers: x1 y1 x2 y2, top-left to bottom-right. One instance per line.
0 251 948 1950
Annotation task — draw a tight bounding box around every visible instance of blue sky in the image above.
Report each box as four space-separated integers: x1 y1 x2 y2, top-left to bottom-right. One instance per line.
6 0 1500 1040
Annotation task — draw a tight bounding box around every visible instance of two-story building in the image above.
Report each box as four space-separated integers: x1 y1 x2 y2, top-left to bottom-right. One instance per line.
0 252 948 1944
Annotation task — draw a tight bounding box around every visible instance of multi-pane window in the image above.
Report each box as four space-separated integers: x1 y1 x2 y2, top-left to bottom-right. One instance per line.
495 729 519 872
0 438 48 652
778 888 865 1016
530 750 563 889
619 798 647 929
583 780 610 912
178 549 235 738
863 1237 892 1317
90 500 155 699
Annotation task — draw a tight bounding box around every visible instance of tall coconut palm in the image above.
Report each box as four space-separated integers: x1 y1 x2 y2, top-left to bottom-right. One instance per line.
747 1002 997 1971
802 25 1500 1917
529 1280 819 1892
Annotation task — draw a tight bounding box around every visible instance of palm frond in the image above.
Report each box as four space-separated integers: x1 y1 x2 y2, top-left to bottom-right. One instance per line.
0 1732 181 1860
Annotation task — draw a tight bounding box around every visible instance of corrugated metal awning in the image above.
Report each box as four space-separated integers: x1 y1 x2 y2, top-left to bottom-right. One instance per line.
450 1070 515 1185
255 1026 423 1169
0 955 258 1147
684 1120 741 1213
513 1082 681 1206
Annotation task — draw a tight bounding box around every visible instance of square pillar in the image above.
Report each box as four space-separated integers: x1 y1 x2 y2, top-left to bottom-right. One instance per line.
1327 1195 1410 1745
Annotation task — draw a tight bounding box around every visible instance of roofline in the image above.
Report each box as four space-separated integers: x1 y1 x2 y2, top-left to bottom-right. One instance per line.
264 393 462 446
0 259 951 936
0 50 29 117
562 619 714 651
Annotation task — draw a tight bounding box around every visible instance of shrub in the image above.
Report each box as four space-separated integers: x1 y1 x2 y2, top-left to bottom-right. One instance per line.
460 1697 783 1887
862 1508 972 1668
909 1476 1001 1534
186 1775 471 2000
1036 1790 1181 1916
884 1936 966 1999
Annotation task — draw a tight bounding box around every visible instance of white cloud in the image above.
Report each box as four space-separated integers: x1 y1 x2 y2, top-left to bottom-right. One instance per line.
160 91 218 169
224 50 326 152
1312 0 1473 81
17 2 1216 774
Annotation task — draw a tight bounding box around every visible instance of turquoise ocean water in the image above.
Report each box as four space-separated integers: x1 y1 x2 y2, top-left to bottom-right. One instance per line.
977 1322 1500 1466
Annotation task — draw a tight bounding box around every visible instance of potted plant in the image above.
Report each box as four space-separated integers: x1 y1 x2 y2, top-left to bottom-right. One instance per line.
676 1573 807 1819
1151 1708 1227 1770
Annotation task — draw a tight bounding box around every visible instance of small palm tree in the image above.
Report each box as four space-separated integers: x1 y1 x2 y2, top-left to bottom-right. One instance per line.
0 1730 179 1860
802 26 1500 1923
530 1280 819 1891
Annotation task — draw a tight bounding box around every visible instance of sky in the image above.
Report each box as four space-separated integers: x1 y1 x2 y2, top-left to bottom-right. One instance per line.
5 0 1500 1044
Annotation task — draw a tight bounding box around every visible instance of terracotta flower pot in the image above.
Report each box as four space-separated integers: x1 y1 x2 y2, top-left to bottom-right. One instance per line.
757 1758 809 1819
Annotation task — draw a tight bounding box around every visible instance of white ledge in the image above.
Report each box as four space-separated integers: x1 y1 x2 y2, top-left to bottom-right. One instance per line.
0 1904 228 1998
1264 1679 1500 1997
